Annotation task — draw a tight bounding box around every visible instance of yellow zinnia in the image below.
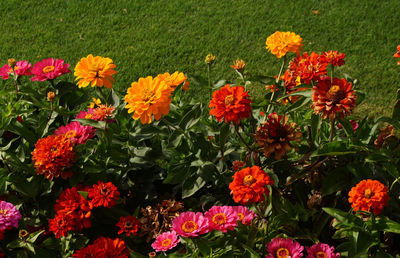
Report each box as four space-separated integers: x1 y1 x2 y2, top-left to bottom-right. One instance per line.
265 31 303 58
157 71 189 91
74 54 117 89
124 76 173 124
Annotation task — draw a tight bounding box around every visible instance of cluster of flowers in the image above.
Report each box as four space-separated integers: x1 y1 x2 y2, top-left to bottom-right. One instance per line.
49 181 120 238
151 205 256 252
0 201 22 240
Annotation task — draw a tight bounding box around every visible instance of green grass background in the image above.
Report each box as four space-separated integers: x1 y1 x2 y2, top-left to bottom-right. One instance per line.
1 0 400 115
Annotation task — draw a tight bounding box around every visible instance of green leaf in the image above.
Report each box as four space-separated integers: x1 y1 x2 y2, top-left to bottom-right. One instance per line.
373 218 400 234
322 207 363 227
27 230 44 243
182 173 206 198
310 113 321 144
8 121 37 145
108 88 120 107
312 141 356 157
164 165 190 184
74 118 106 129
78 191 88 200
179 104 201 130
321 167 350 195
242 244 261 258
277 89 312 101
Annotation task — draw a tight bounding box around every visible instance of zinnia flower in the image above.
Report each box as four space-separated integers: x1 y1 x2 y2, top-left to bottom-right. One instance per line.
266 31 303 58
204 206 237 232
229 166 274 205
116 215 140 236
73 237 130 258
48 213 74 238
31 58 70 81
88 181 120 208
209 84 252 124
266 237 304 258
0 201 22 230
289 52 328 84
157 71 188 91
74 54 117 88
151 231 180 252
171 211 209 238
311 77 357 120
31 135 75 180
306 243 340 258
0 60 32 80
394 45 400 65
232 206 256 226
230 58 246 73
348 179 389 215
255 113 302 160
232 161 245 172
54 121 96 145
323 51 346 67
124 76 173 124
205 54 216 64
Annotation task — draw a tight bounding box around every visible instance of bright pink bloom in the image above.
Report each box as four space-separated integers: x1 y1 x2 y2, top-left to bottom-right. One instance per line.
54 121 95 145
151 231 180 252
31 58 70 81
14 61 33 76
0 64 11 79
232 206 256 226
204 206 237 233
306 243 340 258
0 201 22 230
266 237 304 258
172 211 209 238
76 109 95 119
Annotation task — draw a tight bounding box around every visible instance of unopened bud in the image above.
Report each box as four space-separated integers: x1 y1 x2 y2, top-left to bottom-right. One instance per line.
8 58 16 68
205 54 215 65
47 91 56 102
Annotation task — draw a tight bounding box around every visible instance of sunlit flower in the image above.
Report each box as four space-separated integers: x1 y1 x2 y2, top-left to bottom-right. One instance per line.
124 76 172 124
394 45 400 65
157 71 188 91
0 201 22 230
74 54 117 88
311 77 357 120
230 58 246 73
91 104 115 121
306 243 340 258
266 237 304 258
116 215 140 236
171 211 209 238
205 54 216 64
0 60 33 80
151 231 180 252
232 206 256 226
289 52 328 84
31 58 70 81
31 135 75 180
323 50 346 67
204 206 237 233
88 181 120 208
209 84 252 124
348 179 389 215
229 166 274 205
266 31 303 58
255 113 302 160
55 121 96 145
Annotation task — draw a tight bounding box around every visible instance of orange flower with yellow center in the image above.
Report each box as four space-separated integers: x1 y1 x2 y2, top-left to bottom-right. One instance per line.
266 31 303 58
125 76 172 124
348 179 389 215
157 71 189 91
181 221 198 233
311 77 357 120
74 54 117 89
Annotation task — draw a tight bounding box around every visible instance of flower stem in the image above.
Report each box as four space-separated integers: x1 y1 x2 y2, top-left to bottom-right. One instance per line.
234 125 253 153
329 119 335 142
266 56 286 113
207 64 212 99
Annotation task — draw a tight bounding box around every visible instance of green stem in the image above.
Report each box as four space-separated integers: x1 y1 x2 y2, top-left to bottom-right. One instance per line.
266 56 286 113
207 64 212 99
96 87 108 104
234 125 253 153
329 119 335 142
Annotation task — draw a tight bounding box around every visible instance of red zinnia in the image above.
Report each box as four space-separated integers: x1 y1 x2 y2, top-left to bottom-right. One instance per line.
322 50 345 66
48 213 74 238
394 45 400 65
73 237 130 258
209 84 252 124
116 215 140 236
88 181 120 208
289 52 328 84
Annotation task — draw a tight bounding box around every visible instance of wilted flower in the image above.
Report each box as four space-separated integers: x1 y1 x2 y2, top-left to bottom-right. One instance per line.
74 54 117 88
205 54 215 64
266 237 304 258
151 231 180 252
31 58 70 81
374 124 397 148
306 243 340 258
266 31 303 58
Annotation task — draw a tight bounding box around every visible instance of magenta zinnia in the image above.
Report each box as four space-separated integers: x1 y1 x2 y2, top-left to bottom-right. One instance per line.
55 121 95 145
0 201 22 230
171 211 209 238
204 206 237 233
31 58 70 81
306 243 340 258
151 231 180 252
266 237 304 258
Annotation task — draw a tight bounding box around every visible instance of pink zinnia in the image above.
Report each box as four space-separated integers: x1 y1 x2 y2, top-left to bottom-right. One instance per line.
172 211 209 238
31 58 70 81
0 201 22 230
54 121 96 145
151 231 180 252
232 206 256 226
14 61 33 76
76 108 95 120
0 64 11 79
306 243 340 258
204 206 237 233
266 237 304 258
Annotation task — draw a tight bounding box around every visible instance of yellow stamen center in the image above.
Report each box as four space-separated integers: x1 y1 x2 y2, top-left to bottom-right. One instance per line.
42 66 55 74
237 212 244 221
276 248 290 258
364 188 374 198
316 251 327 258
182 221 198 233
141 88 155 102
161 238 172 247
243 175 256 186
327 85 345 103
85 114 93 119
212 213 227 225
65 130 77 139
0 208 8 215
225 94 234 105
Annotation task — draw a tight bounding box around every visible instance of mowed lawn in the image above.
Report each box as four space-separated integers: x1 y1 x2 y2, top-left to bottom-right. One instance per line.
1 0 400 116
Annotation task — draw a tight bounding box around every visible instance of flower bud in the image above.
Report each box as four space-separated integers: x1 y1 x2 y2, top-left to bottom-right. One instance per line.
205 54 215 65
47 91 56 102
8 58 16 68
18 229 28 239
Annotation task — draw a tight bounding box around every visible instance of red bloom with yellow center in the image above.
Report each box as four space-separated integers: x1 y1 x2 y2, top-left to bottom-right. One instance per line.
229 166 274 205
116 215 140 236
322 50 345 66
348 179 389 215
31 135 75 180
88 181 120 208
255 113 302 160
311 77 357 120
209 84 252 125
289 52 328 84
394 45 400 65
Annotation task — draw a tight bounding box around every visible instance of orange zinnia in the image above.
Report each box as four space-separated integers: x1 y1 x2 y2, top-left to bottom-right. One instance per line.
74 54 117 89
209 84 252 125
322 50 345 67
255 113 302 160
31 135 75 180
289 52 328 84
394 45 400 65
124 76 172 124
266 31 303 58
229 166 274 205
157 71 189 91
311 77 357 120
230 59 245 73
348 179 389 215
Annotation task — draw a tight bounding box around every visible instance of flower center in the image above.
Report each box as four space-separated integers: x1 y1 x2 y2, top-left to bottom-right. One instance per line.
237 212 244 221
100 187 110 196
42 65 55 74
85 114 93 119
182 221 198 233
125 222 132 228
224 94 234 105
316 251 327 258
364 188 374 198
0 208 8 215
141 88 155 102
65 130 77 139
327 85 345 103
161 238 172 247
212 213 227 225
276 248 290 258
243 175 256 186
88 63 102 77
